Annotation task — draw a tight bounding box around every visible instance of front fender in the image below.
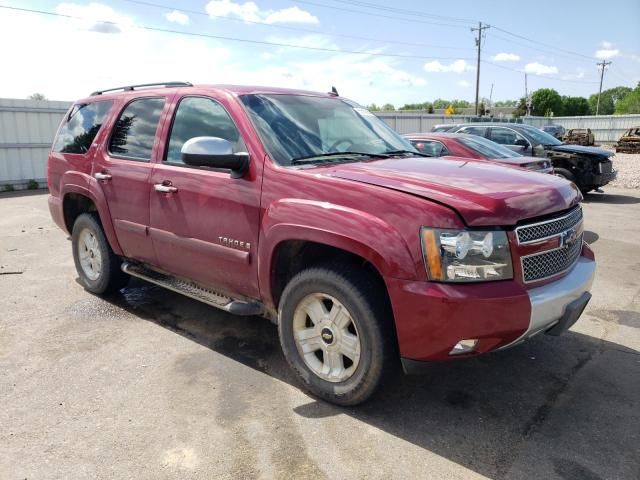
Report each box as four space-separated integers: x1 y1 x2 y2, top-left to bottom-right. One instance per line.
60 172 123 256
259 199 419 304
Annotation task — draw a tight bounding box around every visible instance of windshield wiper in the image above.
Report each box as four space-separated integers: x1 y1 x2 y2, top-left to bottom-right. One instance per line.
291 151 390 165
381 149 431 157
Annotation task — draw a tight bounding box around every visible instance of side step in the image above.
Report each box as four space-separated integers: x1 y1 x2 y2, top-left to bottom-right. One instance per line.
121 262 264 316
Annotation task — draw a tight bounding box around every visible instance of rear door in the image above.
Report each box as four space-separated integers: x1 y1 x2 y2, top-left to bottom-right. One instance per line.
148 95 262 299
93 95 169 264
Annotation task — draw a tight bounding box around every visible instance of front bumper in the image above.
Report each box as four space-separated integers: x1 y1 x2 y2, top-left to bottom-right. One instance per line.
591 169 617 187
389 251 596 369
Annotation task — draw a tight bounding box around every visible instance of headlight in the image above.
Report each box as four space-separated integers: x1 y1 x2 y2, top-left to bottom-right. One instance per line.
421 228 513 282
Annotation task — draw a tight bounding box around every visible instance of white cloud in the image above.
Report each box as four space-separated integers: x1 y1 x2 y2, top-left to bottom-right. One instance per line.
0 4 426 106
457 80 471 87
164 10 189 25
56 2 135 33
561 70 585 81
524 62 558 75
205 1 319 24
423 59 473 73
595 48 620 59
601 40 613 48
490 52 520 62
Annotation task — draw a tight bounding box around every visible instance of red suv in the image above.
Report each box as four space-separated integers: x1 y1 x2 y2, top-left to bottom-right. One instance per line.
48 82 595 405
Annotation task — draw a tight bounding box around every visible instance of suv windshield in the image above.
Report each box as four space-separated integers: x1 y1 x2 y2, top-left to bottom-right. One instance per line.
458 134 521 159
240 94 416 166
521 125 562 146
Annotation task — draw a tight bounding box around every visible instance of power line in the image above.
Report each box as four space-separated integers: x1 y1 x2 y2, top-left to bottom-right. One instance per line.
482 61 600 84
291 0 475 28
0 5 473 61
490 26 596 61
122 0 474 51
323 0 476 24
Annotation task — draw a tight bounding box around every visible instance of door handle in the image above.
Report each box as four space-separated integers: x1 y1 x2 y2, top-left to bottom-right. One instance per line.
95 172 112 181
154 183 178 193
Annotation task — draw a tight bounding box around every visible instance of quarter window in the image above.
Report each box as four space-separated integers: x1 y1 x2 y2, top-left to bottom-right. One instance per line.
108 98 165 160
53 101 113 154
166 97 246 164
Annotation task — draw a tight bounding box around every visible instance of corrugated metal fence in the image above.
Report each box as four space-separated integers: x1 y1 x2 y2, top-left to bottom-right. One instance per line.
1 97 639 188
374 113 549 134
0 98 70 188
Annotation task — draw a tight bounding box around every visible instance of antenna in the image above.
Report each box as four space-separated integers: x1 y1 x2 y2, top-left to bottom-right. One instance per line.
329 86 339 96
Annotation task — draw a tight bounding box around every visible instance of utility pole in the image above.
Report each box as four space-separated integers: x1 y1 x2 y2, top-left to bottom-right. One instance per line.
525 73 531 116
595 60 612 115
471 21 490 116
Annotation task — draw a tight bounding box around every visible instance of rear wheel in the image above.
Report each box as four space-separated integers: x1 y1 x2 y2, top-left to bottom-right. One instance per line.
72 213 128 294
278 265 396 406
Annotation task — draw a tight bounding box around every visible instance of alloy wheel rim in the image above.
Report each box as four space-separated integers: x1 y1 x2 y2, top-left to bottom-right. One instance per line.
292 293 361 383
78 228 102 281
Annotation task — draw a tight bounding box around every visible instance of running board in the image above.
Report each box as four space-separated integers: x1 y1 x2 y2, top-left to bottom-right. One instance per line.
121 262 263 316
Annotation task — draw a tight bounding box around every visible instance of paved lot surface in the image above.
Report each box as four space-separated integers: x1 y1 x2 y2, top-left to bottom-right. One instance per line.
1 190 639 480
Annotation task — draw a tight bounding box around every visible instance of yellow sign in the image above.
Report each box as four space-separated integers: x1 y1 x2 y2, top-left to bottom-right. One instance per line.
445 105 455 115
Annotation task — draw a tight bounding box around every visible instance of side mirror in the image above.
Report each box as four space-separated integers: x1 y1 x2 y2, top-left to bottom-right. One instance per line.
514 138 529 149
181 137 250 179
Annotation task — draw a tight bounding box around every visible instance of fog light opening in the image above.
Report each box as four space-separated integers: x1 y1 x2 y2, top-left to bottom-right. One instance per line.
449 339 479 355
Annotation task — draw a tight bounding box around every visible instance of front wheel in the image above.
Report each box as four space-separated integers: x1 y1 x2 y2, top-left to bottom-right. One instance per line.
278 265 396 406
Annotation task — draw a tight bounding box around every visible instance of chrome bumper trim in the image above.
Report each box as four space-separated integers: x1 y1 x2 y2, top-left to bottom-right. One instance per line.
500 256 596 349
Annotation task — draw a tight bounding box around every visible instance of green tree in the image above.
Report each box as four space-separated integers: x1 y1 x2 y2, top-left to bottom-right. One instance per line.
512 97 528 117
366 103 380 111
427 104 434 114
588 86 632 115
531 88 563 117
28 93 47 101
495 99 517 107
562 96 591 116
399 101 432 111
381 103 395 111
615 83 640 114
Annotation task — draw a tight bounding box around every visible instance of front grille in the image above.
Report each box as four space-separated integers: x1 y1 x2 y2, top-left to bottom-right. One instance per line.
521 233 583 283
516 206 582 244
599 161 613 174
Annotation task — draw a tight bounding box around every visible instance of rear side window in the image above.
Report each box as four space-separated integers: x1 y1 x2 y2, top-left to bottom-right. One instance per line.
109 98 165 160
53 101 113 154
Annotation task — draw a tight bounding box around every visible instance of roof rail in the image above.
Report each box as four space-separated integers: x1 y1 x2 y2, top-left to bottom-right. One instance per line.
90 81 193 96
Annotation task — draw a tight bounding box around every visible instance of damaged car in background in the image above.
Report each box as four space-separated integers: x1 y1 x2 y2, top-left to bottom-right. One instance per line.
446 123 616 193
616 127 640 153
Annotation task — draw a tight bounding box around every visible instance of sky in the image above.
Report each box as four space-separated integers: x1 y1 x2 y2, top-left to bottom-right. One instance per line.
0 0 639 106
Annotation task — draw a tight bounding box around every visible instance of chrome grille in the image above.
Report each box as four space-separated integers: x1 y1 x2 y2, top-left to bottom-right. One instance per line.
521 233 583 283
516 206 582 244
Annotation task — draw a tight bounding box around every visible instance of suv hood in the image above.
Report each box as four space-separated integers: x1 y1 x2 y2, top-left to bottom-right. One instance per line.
324 156 581 226
547 144 613 157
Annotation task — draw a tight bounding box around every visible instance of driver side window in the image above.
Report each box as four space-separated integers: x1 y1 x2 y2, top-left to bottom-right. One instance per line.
166 97 246 164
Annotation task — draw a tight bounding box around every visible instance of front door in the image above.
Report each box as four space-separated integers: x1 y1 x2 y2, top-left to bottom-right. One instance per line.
93 96 169 265
487 127 533 156
148 95 261 299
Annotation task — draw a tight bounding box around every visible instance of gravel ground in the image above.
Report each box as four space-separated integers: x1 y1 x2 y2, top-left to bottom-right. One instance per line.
1 191 639 480
602 145 640 189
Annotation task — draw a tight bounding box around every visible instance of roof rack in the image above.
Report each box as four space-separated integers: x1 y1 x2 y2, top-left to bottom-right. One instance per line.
90 81 193 96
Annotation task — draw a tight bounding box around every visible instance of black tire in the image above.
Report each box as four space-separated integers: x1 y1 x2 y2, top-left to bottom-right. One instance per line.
554 167 576 183
278 265 396 406
71 213 128 295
